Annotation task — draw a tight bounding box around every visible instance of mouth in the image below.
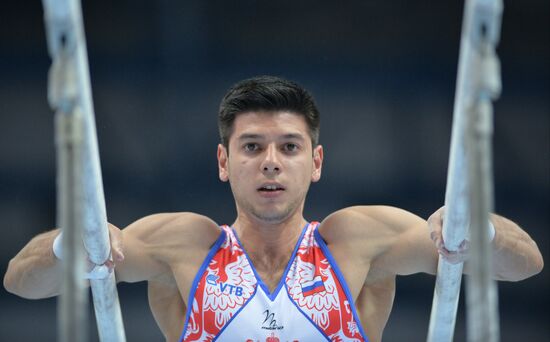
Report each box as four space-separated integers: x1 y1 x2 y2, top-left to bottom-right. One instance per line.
257 183 285 193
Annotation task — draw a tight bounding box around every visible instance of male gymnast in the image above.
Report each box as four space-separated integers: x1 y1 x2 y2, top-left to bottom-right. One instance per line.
4 76 544 341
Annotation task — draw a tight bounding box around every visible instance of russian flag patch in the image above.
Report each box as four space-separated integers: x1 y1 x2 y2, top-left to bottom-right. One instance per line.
301 276 325 297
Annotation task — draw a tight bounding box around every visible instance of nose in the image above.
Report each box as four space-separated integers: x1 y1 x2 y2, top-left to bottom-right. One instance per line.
260 144 281 174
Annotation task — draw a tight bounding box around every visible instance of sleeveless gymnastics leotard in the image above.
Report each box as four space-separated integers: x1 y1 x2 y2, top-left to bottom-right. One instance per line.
180 222 369 341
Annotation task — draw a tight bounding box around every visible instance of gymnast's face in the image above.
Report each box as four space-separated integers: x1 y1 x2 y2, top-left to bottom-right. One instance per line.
217 111 323 224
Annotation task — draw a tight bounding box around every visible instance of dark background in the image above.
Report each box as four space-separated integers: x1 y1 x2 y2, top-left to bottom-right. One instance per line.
0 0 548 341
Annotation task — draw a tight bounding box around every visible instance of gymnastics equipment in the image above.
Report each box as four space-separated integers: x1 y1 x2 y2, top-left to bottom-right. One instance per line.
42 0 127 341
427 0 502 341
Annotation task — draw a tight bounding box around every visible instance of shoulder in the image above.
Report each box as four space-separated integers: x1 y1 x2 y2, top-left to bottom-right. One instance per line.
123 212 222 256
319 205 427 260
115 212 222 283
319 205 420 239
320 205 439 277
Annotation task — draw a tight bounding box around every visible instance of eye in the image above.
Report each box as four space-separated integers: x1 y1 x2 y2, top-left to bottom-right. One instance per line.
283 143 299 153
243 143 259 152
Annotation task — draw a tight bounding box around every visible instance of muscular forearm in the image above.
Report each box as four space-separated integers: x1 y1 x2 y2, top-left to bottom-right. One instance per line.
488 214 543 281
3 229 63 299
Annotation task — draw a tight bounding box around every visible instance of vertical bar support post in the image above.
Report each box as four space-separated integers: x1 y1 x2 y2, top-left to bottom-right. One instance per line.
427 0 503 341
42 0 127 341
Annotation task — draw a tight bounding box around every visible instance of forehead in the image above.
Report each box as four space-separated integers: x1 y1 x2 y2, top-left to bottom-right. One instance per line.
231 111 309 140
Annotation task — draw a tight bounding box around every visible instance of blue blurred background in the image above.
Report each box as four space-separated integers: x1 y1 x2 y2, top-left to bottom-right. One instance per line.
0 0 548 340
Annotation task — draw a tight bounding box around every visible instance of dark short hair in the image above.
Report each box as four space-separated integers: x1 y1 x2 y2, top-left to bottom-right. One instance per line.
218 75 320 148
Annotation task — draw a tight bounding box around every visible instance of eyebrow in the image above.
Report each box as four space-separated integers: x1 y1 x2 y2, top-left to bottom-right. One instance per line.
281 133 306 141
237 133 264 141
236 133 306 141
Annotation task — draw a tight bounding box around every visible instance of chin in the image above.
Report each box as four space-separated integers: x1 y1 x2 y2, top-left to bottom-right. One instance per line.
253 212 288 224
249 206 289 223
252 204 302 224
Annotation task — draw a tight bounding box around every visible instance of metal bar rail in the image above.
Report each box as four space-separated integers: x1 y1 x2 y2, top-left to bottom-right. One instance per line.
42 0 127 341
427 0 502 341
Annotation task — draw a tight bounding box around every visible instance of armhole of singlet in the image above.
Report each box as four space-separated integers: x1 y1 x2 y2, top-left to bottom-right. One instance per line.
179 227 227 341
313 228 370 341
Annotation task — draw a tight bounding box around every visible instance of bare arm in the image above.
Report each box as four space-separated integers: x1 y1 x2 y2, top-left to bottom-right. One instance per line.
114 212 220 284
319 205 438 296
3 212 220 301
488 214 544 281
4 229 63 299
4 223 124 299
320 205 542 342
429 208 544 281
322 205 543 281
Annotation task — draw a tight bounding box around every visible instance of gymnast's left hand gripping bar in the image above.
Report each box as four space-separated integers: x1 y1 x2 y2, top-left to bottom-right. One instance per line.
42 0 127 341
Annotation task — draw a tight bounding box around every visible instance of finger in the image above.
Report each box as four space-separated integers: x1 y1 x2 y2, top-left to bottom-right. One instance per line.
428 208 444 234
438 249 462 264
85 264 112 280
104 259 115 270
438 241 446 251
438 246 454 257
108 224 125 261
439 244 469 263
112 246 124 262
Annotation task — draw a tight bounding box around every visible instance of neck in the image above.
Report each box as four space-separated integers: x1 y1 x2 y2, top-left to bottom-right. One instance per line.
232 213 307 272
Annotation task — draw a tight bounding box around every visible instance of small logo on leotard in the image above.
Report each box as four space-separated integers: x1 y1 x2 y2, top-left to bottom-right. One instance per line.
261 310 284 331
205 274 244 296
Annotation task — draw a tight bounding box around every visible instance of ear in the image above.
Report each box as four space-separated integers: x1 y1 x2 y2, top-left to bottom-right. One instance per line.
217 144 229 182
311 145 323 183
